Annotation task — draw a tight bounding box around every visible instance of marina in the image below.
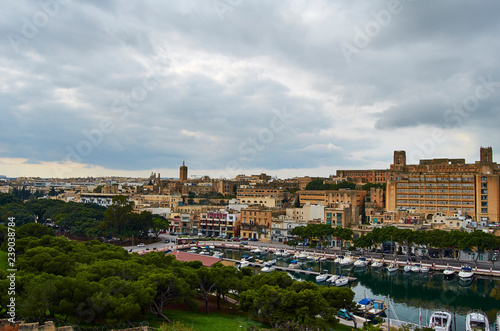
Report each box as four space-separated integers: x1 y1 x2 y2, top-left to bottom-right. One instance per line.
167 242 500 330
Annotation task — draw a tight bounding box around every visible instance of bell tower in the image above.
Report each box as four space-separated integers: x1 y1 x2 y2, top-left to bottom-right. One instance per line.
179 161 188 182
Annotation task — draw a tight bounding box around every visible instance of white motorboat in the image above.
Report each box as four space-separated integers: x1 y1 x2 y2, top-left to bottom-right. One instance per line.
327 275 340 283
319 257 328 261
465 310 489 331
404 263 412 273
372 261 384 269
298 252 308 260
339 256 355 267
199 250 209 255
240 261 250 268
421 266 430 273
316 270 329 282
261 266 275 273
429 311 452 331
387 262 399 273
495 311 500 331
354 257 369 267
212 251 223 258
289 260 301 269
334 255 344 263
282 251 291 257
251 248 263 254
443 267 455 278
264 259 277 267
190 246 198 251
274 250 283 257
458 265 474 280
209 245 215 249
335 276 349 287
411 263 421 272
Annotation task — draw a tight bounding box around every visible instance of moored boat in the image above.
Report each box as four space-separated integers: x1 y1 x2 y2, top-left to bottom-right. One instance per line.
327 275 339 283
421 266 430 273
458 265 474 280
364 299 387 319
334 255 344 263
495 311 500 331
289 260 301 269
264 259 277 267
429 311 452 331
354 257 369 267
465 310 489 331
335 275 349 287
240 260 250 268
316 270 329 282
357 298 375 312
411 263 421 272
261 266 275 273
339 256 355 267
387 262 399 273
372 261 384 269
404 263 412 273
443 267 455 278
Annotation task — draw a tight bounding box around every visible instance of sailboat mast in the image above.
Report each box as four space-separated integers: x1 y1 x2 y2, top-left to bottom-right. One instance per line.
387 294 390 330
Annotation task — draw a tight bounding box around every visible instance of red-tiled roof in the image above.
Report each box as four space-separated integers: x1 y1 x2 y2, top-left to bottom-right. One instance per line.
167 251 222 267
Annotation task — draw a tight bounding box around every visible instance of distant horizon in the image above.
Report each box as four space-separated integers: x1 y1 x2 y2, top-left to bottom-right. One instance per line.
1 145 496 180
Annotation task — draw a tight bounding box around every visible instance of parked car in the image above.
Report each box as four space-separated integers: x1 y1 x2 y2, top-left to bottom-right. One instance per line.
249 238 258 241
240 237 249 241
137 243 145 247
164 239 170 243
240 241 248 245
231 237 241 241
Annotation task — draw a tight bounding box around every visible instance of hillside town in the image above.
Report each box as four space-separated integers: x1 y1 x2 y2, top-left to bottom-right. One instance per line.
2 147 499 250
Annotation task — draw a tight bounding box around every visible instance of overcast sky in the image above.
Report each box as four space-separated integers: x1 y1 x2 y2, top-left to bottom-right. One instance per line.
2 1 500 179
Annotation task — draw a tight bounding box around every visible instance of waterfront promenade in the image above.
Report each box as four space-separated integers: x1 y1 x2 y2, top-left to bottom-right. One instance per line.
130 238 500 277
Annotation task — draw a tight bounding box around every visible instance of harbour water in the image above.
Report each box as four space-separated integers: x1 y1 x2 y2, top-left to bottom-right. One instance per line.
212 247 500 330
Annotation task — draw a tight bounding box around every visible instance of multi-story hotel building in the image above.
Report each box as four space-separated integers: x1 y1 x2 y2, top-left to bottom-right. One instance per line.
385 147 499 222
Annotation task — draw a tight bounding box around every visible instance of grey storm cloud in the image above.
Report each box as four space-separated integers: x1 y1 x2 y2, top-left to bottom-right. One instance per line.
1 0 500 177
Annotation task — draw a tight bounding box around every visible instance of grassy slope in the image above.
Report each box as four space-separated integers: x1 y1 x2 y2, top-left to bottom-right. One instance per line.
162 310 268 331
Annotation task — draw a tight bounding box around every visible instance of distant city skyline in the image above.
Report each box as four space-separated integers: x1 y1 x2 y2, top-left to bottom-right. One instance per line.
2 1 500 178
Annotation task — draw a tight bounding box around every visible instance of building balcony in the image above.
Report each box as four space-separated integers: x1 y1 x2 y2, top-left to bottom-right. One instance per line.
240 223 269 232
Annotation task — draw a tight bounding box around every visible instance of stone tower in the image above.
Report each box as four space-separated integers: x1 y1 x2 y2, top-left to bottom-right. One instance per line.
480 146 493 163
179 161 188 182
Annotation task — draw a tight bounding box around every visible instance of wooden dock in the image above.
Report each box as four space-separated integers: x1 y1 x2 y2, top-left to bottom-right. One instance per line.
224 258 358 283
